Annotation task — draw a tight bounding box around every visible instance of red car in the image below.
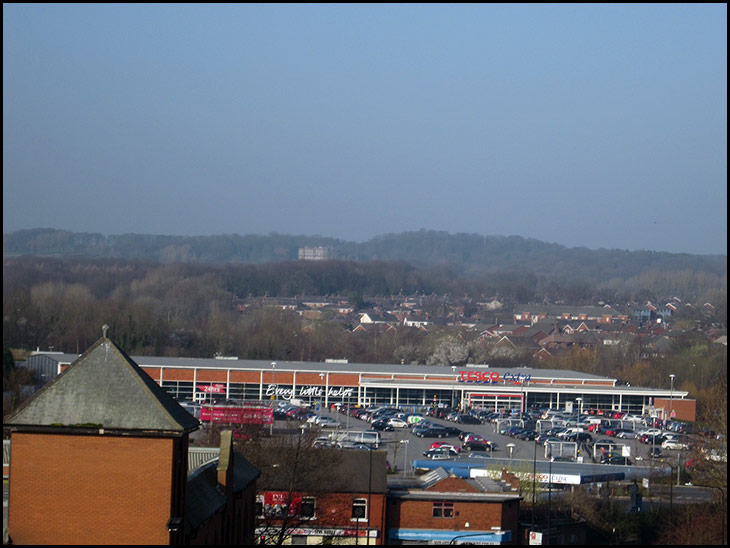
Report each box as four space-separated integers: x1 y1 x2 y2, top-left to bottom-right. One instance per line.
430 441 462 453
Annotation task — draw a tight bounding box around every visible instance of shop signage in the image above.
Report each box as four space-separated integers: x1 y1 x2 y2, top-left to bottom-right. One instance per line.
197 383 226 393
265 384 354 401
458 371 532 384
201 406 273 425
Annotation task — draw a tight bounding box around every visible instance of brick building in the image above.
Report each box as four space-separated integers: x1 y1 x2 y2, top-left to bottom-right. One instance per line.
255 448 388 545
385 468 522 544
4 332 259 545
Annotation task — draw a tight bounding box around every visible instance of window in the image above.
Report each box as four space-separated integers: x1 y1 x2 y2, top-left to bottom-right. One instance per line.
300 497 316 519
352 498 367 521
432 502 454 518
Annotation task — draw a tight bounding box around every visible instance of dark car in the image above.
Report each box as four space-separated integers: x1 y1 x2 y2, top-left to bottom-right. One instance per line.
415 426 449 438
457 414 482 425
648 447 663 459
565 432 593 443
516 429 537 441
441 426 463 437
463 440 491 452
371 418 394 431
601 454 633 465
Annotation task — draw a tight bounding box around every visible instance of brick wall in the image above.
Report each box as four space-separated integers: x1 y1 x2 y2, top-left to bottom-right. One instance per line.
9 432 176 545
388 498 505 531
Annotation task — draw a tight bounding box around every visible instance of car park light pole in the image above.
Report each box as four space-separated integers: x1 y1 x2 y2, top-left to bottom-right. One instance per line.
270 362 276 435
507 443 515 472
451 366 457 410
669 374 675 422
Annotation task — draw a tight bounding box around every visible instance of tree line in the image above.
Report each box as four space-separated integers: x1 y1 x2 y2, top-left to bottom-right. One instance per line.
4 228 726 284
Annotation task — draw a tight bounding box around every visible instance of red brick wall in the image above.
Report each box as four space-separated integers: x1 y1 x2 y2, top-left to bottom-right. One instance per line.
653 398 696 422
9 432 176 545
387 499 505 532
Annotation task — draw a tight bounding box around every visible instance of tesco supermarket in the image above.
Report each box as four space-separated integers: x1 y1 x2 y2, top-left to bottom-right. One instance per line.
28 352 694 421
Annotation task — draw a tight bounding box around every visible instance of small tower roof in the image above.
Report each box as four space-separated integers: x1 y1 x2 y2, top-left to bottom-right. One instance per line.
5 333 199 435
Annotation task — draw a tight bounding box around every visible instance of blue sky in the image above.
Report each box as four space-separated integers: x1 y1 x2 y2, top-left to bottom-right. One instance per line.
3 4 727 255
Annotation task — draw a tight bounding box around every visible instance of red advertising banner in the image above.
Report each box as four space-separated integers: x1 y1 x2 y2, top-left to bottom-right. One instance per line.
200 406 274 425
263 492 302 516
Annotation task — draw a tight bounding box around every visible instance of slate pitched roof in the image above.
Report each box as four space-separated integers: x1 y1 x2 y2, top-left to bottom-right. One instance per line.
4 336 200 434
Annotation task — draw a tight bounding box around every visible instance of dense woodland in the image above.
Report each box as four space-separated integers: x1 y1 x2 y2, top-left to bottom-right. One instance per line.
4 228 727 283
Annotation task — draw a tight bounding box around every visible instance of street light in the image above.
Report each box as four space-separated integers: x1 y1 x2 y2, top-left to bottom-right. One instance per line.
451 365 457 410
400 439 409 478
669 374 675 422
507 443 515 472
270 362 277 435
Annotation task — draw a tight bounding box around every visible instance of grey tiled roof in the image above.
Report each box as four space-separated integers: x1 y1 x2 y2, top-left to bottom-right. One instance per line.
5 337 200 434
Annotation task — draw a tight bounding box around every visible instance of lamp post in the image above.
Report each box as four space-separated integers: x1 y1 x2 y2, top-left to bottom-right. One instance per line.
669 374 675 422
507 443 515 472
451 365 457 410
319 372 325 411
400 439 409 478
270 362 276 435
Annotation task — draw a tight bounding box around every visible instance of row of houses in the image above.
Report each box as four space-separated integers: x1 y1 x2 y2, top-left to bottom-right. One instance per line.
236 295 708 325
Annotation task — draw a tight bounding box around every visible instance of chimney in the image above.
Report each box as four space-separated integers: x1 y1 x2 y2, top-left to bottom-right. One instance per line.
217 430 234 490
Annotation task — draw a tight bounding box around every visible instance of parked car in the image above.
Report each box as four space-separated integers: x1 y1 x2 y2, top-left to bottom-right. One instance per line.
457 414 482 425
662 439 690 450
648 447 663 459
600 454 633 465
516 429 537 441
564 432 593 443
463 439 491 452
387 417 409 428
440 425 463 437
414 425 449 438
316 416 341 428
429 442 462 453
424 447 459 459
371 418 394 431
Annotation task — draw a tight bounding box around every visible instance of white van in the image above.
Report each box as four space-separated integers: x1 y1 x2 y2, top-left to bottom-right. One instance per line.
330 430 381 448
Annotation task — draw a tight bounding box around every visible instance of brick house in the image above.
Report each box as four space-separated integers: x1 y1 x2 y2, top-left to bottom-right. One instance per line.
255 448 388 545
386 468 521 544
4 332 259 545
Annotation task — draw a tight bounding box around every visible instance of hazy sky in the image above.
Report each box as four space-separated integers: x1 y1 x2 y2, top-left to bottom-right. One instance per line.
3 4 727 255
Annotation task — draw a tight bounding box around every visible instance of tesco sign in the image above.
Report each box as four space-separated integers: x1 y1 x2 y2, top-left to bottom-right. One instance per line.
458 371 532 384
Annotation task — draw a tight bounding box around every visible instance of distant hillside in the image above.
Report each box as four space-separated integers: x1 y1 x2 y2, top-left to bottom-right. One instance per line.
3 228 727 283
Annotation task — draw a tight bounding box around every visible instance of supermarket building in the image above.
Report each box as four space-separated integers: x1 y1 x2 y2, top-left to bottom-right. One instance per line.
25 352 694 421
